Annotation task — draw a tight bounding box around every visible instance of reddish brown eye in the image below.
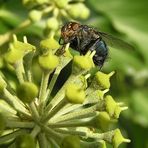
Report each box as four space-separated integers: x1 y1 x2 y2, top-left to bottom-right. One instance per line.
71 23 79 31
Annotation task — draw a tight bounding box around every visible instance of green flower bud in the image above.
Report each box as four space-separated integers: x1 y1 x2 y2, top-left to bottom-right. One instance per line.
4 46 24 64
78 4 90 19
67 3 90 19
73 55 94 73
38 52 59 70
105 95 126 119
0 75 7 94
29 10 42 22
95 71 115 89
65 84 85 104
4 38 35 64
55 0 69 9
12 38 36 52
17 82 38 103
40 36 60 52
15 134 35 148
46 17 59 30
0 113 6 131
60 135 81 148
93 112 111 131
112 129 130 148
105 95 117 117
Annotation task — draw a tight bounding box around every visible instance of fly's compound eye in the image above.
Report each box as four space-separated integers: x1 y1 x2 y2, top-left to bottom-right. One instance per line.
71 23 79 31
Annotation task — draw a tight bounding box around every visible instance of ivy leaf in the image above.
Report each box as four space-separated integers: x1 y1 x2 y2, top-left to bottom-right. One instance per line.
88 0 148 65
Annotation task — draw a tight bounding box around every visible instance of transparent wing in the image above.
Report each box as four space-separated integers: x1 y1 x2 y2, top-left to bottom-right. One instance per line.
97 31 135 50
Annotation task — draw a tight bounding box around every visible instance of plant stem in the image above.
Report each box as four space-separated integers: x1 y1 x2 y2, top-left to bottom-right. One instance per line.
39 71 51 102
80 140 105 148
45 74 76 113
86 132 104 139
6 121 34 129
38 133 48 148
14 59 25 84
48 119 91 128
24 51 35 82
3 89 31 117
46 137 60 148
42 99 67 122
49 104 98 123
45 68 87 115
31 125 41 138
47 67 61 98
29 101 39 121
54 129 86 137
42 125 62 141
53 104 81 118
38 71 51 114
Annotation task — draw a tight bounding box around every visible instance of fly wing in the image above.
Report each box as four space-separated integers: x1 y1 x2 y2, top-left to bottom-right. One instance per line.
97 31 135 50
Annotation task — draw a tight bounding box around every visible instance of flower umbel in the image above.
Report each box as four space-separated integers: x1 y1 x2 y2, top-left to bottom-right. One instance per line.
0 35 130 147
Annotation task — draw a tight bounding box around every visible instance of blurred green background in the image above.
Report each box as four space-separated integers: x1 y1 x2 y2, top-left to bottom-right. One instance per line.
0 0 148 147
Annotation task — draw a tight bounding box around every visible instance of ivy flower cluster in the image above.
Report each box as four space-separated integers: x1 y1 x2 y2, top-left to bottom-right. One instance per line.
0 34 130 148
26 0 90 33
0 0 89 47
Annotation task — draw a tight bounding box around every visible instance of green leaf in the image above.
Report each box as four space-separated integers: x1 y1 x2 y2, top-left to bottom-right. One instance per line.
130 90 148 127
88 0 148 64
105 47 143 72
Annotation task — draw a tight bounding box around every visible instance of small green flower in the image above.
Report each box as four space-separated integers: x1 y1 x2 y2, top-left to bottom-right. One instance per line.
38 52 59 70
93 112 111 131
29 10 42 22
4 35 35 64
67 3 90 19
54 0 69 9
94 71 115 89
40 36 60 52
72 54 94 73
105 95 128 119
65 84 85 104
46 17 59 30
112 129 131 148
17 82 38 103
4 46 24 64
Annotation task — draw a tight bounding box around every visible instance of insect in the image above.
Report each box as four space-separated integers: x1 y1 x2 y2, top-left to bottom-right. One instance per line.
58 22 134 68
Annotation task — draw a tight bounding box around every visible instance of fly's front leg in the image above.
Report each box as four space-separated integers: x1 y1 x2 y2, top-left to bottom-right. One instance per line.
55 45 66 56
